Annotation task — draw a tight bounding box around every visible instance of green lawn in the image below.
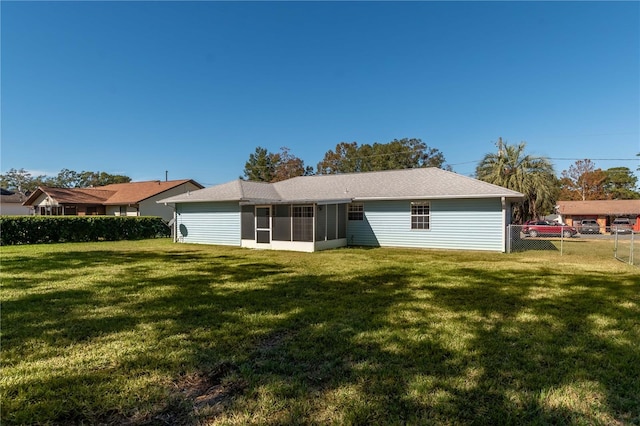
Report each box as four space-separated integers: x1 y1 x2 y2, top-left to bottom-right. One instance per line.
2 239 639 425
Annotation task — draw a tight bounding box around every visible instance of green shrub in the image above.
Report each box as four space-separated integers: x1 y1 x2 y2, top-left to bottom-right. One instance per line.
0 216 170 245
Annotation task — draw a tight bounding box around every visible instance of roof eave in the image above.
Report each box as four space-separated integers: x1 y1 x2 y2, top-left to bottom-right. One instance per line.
354 193 525 201
22 188 47 206
239 198 353 205
157 197 243 204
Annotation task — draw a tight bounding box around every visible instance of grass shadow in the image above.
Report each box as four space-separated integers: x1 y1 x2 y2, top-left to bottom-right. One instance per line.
2 243 639 425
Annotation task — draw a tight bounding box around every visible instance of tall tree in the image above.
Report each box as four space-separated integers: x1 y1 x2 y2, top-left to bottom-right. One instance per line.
604 167 640 199
316 142 361 174
316 138 448 174
271 147 314 182
0 168 44 193
559 159 607 201
0 168 131 192
475 138 558 223
74 171 131 187
242 147 277 182
242 147 312 183
45 168 80 188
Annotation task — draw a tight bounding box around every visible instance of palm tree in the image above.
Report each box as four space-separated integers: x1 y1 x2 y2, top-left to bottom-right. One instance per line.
476 139 558 223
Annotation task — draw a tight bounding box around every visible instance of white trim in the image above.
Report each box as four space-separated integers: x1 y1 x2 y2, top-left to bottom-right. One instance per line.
410 200 430 230
255 205 272 244
354 194 524 201
348 202 364 221
165 195 524 204
241 239 315 252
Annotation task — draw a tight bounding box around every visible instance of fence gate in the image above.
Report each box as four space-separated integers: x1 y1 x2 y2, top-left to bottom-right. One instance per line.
614 230 636 266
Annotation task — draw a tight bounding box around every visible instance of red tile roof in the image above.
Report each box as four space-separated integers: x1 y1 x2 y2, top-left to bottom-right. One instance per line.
557 200 640 216
23 180 202 206
25 187 114 205
99 180 201 204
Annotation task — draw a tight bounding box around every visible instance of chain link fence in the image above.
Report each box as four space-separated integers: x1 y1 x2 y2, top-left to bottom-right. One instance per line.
506 224 638 266
613 230 636 265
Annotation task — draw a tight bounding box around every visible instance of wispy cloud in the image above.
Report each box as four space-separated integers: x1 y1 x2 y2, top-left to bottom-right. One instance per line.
29 170 57 177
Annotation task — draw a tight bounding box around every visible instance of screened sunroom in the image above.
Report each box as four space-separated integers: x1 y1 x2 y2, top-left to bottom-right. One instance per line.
240 202 348 252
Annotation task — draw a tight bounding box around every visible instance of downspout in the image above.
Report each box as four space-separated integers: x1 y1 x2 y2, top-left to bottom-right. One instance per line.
501 197 507 253
164 202 177 243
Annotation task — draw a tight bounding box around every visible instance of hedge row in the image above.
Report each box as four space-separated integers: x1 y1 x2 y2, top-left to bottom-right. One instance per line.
0 216 171 245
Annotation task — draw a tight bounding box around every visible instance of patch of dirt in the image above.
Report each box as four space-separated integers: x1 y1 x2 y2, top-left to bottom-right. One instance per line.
177 362 246 412
125 362 246 425
129 333 294 425
178 362 247 419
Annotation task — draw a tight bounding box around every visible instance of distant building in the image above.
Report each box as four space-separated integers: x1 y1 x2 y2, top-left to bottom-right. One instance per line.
0 188 32 215
22 179 203 222
557 200 640 232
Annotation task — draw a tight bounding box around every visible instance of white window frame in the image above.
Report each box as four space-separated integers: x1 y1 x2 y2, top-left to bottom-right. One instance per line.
410 201 430 230
348 203 364 221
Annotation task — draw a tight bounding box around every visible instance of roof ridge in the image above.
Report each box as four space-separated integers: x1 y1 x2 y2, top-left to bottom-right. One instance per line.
236 179 245 199
287 167 440 180
437 168 523 194
157 169 525 204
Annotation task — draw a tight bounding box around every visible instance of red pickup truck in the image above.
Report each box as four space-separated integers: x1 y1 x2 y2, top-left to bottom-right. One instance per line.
523 220 578 238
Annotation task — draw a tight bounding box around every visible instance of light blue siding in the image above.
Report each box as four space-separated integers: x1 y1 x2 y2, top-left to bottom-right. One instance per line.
176 202 241 246
347 199 505 252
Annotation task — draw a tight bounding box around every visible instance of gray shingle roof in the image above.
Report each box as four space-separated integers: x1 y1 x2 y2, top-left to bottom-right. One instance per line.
159 168 524 204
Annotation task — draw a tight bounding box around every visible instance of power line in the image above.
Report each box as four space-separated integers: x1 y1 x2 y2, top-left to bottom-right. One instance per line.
547 158 639 161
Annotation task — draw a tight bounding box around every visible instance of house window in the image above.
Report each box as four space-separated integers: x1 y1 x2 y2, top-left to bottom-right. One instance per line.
348 203 364 221
411 201 430 230
40 206 62 215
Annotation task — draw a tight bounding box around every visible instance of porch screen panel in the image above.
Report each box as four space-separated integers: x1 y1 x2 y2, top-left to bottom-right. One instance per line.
273 205 292 241
316 205 326 241
338 204 347 238
327 204 337 240
293 206 314 242
241 205 255 239
256 208 270 229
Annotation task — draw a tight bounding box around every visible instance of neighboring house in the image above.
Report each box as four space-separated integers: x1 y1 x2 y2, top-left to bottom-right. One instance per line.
557 199 640 232
158 168 524 253
22 179 203 222
0 188 32 215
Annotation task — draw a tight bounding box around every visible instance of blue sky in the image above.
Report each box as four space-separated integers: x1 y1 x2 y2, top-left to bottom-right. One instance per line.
2 1 639 187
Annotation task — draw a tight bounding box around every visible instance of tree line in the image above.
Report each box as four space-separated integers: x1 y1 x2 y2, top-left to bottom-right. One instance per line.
2 139 638 224
0 168 131 194
242 137 639 223
242 138 449 182
559 159 639 201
